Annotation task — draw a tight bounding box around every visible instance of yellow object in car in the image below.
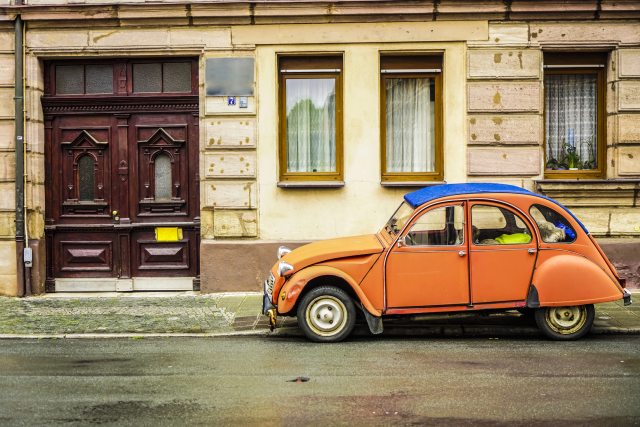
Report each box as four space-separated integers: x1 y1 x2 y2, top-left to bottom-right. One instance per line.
495 233 531 244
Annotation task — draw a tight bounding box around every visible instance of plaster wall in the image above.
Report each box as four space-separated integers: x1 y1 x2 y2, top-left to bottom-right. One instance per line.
255 42 467 240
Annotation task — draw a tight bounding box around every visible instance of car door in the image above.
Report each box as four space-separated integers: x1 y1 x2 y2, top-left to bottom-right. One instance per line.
386 202 470 308
468 202 537 304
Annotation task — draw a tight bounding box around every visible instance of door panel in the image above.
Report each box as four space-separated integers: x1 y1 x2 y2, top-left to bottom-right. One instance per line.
469 202 537 304
53 232 116 277
131 228 198 276
386 203 469 308
54 116 115 223
386 250 469 308
130 115 195 219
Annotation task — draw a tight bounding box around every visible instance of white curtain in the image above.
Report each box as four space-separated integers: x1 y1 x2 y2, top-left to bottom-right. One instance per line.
286 78 336 173
545 74 597 169
385 78 435 173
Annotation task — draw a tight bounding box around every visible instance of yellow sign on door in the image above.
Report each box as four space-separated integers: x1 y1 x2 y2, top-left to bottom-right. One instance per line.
155 227 183 242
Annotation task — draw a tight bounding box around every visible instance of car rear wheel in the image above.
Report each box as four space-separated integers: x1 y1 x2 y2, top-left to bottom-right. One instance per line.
297 286 356 343
534 304 595 340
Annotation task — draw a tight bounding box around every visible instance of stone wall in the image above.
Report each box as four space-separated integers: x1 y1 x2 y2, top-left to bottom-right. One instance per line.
0 26 17 295
468 21 640 237
201 84 258 239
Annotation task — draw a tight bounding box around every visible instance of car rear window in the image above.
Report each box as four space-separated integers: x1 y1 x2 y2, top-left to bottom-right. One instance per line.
529 204 577 243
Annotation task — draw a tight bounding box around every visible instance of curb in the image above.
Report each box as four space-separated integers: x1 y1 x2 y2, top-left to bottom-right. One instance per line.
0 326 638 340
0 330 269 340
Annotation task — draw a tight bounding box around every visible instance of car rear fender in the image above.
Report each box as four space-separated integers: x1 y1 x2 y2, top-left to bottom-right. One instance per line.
531 250 624 307
276 265 382 317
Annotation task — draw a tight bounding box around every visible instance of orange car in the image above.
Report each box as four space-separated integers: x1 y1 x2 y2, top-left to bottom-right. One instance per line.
263 183 631 342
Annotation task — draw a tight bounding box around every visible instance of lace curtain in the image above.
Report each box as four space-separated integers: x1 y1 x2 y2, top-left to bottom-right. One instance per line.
545 74 597 170
286 78 336 173
385 78 435 173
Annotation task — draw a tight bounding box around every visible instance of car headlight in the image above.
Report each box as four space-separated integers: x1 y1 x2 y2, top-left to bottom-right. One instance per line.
278 261 294 277
278 246 292 259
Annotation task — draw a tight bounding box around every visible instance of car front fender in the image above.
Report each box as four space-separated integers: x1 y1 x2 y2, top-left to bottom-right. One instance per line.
276 265 382 317
531 250 624 307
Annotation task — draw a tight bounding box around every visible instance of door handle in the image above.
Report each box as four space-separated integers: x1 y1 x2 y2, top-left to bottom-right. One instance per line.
111 210 120 221
458 250 466 257
528 248 536 255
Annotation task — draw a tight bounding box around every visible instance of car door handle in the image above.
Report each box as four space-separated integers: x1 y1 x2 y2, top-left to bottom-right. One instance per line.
528 248 536 255
458 250 466 257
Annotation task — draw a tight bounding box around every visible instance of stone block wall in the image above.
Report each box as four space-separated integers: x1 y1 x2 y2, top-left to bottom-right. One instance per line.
0 27 16 295
466 23 542 190
201 66 258 239
468 21 640 236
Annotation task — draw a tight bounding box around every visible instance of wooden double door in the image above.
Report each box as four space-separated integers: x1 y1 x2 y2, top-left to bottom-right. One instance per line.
44 111 200 291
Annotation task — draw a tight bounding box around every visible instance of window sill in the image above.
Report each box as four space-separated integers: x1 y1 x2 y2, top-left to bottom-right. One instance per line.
277 181 345 188
534 179 640 208
380 181 446 188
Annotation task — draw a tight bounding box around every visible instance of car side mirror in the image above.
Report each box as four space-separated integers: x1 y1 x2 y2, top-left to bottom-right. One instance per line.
397 236 406 247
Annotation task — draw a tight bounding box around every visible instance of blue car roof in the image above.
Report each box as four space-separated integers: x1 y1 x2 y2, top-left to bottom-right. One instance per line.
403 183 589 234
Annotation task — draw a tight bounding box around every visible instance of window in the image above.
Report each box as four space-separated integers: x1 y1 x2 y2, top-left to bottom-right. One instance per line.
133 62 192 93
405 205 464 246
471 205 532 245
77 155 96 201
544 52 606 178
48 59 196 96
55 64 114 95
278 55 343 182
154 153 172 201
529 204 576 243
381 54 443 182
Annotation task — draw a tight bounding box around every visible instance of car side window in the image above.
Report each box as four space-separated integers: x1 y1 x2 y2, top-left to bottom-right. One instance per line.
405 205 464 246
529 204 577 243
471 204 532 245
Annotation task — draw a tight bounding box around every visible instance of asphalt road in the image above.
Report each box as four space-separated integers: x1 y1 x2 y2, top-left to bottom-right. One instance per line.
0 336 639 426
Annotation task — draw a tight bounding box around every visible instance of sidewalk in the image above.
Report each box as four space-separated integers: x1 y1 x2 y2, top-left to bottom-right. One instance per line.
0 291 638 339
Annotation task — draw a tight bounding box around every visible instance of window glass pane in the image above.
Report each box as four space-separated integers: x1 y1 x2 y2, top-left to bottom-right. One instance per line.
85 64 113 94
154 154 172 200
545 73 598 171
386 78 435 173
205 58 254 95
472 205 531 245
406 205 464 246
133 63 162 93
56 65 84 94
163 62 192 93
285 78 336 173
529 204 576 243
78 155 95 201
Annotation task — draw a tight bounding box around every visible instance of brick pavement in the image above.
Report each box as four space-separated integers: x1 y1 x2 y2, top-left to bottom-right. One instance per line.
0 292 637 338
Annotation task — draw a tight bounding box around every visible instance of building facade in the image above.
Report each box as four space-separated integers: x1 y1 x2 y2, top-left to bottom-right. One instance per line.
0 1 639 296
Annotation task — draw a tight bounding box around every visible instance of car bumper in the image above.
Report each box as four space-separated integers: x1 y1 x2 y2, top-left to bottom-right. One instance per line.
261 276 276 315
262 275 278 331
623 289 632 306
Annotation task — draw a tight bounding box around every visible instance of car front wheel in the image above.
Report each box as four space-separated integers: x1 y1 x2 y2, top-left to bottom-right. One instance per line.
534 304 595 340
297 286 356 343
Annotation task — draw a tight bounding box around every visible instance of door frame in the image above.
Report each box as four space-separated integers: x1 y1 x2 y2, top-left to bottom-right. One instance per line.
42 58 201 292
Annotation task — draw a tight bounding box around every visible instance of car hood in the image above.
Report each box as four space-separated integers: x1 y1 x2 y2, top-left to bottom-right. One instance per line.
282 234 384 273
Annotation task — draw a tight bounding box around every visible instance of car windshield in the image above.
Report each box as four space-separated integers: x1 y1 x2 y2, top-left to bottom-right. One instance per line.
385 202 414 236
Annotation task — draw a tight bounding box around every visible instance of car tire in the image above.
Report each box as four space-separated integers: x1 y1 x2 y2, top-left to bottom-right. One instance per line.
534 304 595 340
297 286 356 343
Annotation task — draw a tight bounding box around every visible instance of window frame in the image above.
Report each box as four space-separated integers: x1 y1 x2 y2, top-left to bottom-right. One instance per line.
277 54 344 183
543 53 607 179
45 58 199 97
380 54 444 183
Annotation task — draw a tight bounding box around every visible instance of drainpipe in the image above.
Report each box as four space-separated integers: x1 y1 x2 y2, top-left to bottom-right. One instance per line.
14 8 27 296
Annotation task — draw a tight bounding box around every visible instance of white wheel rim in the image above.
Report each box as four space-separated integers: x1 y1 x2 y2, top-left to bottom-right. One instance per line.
306 295 348 337
546 306 587 335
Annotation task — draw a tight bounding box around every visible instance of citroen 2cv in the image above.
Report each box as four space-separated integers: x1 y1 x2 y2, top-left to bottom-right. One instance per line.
263 183 631 342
